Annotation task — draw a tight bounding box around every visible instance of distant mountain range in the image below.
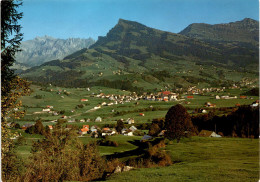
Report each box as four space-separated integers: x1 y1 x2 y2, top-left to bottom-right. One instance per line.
21 18 259 92
15 36 95 67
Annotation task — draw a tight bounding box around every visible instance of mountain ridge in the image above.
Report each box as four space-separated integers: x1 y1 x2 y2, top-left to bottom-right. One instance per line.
15 36 95 67
179 18 259 44
20 18 259 91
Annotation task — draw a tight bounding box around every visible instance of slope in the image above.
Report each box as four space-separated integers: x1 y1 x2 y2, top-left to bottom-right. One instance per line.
20 19 259 91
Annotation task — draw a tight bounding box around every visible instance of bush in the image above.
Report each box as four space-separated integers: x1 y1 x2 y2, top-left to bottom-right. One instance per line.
133 130 144 136
16 136 25 146
105 159 123 173
34 95 43 99
76 104 84 109
148 123 161 136
14 123 20 129
59 110 65 114
23 127 106 182
57 119 67 125
99 138 118 147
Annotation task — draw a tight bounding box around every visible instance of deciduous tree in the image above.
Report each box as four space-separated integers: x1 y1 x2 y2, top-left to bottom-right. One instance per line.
165 104 193 142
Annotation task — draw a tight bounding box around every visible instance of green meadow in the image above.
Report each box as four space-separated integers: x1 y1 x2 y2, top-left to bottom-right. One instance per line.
15 131 259 182
18 85 257 125
13 84 259 182
106 137 259 182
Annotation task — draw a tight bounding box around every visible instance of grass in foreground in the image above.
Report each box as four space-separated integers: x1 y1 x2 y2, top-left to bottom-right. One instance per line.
106 137 259 182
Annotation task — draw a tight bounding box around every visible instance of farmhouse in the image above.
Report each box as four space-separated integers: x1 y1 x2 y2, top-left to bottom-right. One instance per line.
198 130 222 137
79 127 89 135
140 135 153 142
22 123 34 130
123 130 133 136
80 119 85 122
95 116 102 122
235 103 241 107
126 118 135 124
121 128 128 134
68 119 75 123
240 96 247 99
90 125 100 132
158 130 166 136
251 100 259 107
129 125 137 132
101 128 116 136
94 106 101 110
83 125 89 129
204 102 216 108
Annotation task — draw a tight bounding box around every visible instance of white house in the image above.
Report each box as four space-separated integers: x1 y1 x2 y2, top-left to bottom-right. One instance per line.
94 106 101 110
95 116 102 122
123 130 133 136
198 130 222 137
90 126 99 132
129 125 137 132
102 130 116 136
126 118 135 124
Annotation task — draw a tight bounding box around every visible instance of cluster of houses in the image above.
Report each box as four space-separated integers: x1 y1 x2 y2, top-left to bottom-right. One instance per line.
184 86 225 95
92 91 180 103
78 124 138 137
33 105 59 116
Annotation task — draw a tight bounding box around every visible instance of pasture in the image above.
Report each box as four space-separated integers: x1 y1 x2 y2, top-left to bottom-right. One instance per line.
106 137 259 182
17 85 258 126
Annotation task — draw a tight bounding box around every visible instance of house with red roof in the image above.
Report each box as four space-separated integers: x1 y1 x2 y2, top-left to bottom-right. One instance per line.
83 125 89 129
162 91 171 96
79 127 89 135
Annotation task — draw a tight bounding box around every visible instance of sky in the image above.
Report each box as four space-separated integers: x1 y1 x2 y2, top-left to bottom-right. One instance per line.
19 0 259 41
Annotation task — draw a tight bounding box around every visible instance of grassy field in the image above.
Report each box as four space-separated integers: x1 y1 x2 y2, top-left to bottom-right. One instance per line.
106 137 259 182
13 84 259 181
14 129 142 161
15 127 259 182
17 85 258 126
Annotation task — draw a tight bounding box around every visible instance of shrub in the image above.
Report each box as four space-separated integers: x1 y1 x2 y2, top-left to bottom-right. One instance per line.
105 159 123 173
14 123 20 129
133 130 144 136
148 123 161 136
57 118 67 125
23 127 106 182
34 95 43 99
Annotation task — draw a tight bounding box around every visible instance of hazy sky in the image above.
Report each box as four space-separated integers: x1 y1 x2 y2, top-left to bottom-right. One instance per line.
19 0 259 41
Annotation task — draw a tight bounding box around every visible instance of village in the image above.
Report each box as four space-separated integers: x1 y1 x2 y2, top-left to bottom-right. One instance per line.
14 84 258 142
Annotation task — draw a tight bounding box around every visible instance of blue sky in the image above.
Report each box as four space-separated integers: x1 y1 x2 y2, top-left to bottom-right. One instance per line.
19 0 259 41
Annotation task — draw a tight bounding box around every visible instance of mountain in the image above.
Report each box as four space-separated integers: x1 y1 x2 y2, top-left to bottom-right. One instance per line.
20 19 259 92
15 36 95 67
179 18 258 44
